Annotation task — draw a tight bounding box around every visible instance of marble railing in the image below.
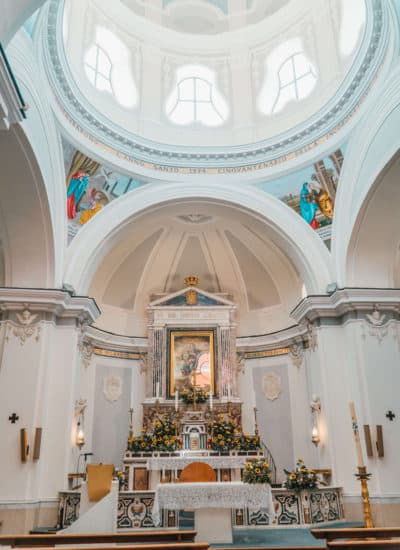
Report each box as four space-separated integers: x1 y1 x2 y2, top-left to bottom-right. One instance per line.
58 486 343 530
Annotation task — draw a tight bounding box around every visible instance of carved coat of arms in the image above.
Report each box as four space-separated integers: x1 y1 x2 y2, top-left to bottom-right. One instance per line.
103 374 122 402
262 372 281 401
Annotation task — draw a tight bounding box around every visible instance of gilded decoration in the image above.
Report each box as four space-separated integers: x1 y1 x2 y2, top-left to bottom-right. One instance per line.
93 348 141 360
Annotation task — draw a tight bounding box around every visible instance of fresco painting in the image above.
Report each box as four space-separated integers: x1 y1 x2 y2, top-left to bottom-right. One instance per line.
256 145 346 244
64 145 146 243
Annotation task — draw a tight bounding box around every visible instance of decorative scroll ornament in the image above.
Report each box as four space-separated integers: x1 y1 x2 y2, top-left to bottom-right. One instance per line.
74 398 87 419
364 307 388 343
235 352 246 375
8 308 41 345
80 339 93 368
103 374 122 402
262 372 281 401
306 322 318 351
139 352 148 374
289 342 304 368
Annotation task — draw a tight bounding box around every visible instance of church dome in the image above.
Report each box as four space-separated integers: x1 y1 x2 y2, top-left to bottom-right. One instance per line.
39 0 383 174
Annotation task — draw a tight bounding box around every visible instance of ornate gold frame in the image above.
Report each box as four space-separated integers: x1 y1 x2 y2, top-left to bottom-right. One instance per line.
169 330 215 397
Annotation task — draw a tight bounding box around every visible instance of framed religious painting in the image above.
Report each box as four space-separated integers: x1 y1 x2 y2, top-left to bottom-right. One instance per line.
168 329 215 397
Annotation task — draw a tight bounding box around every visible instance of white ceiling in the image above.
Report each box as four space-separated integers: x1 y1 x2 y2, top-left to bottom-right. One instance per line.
89 201 302 336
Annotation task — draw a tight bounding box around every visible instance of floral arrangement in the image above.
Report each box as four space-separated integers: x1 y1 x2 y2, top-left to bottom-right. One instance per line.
209 415 239 451
239 434 260 451
180 386 209 404
114 468 126 490
242 458 271 484
128 433 153 453
284 458 318 492
151 413 179 451
128 413 178 453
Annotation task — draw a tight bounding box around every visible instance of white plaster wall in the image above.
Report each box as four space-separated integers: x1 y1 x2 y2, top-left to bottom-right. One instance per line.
86 355 145 468
0 321 81 501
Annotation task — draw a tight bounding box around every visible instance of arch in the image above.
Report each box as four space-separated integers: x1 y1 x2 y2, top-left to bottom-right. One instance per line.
344 152 400 287
333 64 400 286
65 183 333 296
0 0 46 45
0 31 66 287
0 124 56 287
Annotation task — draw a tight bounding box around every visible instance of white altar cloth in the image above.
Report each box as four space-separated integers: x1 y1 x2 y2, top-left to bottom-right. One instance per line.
151 481 274 526
147 455 251 471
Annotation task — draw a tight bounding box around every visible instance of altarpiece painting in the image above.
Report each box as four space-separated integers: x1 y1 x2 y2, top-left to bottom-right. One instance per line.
168 330 215 396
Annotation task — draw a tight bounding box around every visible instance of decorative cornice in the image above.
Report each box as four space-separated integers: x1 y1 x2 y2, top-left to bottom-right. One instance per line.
86 325 147 351
291 288 400 324
40 0 386 172
0 288 100 324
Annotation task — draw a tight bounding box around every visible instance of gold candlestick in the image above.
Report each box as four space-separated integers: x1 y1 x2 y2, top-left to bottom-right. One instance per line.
349 401 373 527
254 407 259 437
355 466 373 528
129 408 134 439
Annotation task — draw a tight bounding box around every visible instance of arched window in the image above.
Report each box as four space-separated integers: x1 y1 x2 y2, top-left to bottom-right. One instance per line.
258 39 318 116
166 66 229 126
84 28 138 108
84 45 112 93
272 53 317 113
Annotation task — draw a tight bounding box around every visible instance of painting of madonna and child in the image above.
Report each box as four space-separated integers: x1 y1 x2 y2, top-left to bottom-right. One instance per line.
169 330 215 397
256 145 347 247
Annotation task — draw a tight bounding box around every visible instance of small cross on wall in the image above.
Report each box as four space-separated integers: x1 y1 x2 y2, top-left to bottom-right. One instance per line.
8 413 19 424
386 410 396 421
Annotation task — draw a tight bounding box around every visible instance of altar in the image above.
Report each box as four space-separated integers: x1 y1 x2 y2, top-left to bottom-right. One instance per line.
152 481 274 543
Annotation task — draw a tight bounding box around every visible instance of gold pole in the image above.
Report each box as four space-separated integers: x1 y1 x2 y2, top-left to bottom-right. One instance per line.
128 408 134 439
355 466 373 528
254 407 259 437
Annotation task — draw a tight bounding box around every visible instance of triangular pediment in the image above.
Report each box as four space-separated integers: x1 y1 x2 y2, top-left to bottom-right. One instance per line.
148 286 235 308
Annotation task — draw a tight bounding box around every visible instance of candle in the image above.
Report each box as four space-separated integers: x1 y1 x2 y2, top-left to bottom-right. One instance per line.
349 401 365 468
209 392 213 410
156 382 160 399
175 389 179 411
228 384 232 400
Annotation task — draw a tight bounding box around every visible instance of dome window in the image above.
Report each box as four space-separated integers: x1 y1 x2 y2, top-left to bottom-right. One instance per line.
84 44 112 93
84 27 138 109
166 65 229 126
258 39 317 116
272 53 317 113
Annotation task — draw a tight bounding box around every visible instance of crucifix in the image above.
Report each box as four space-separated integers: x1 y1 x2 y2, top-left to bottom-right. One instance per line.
386 410 395 421
8 413 19 424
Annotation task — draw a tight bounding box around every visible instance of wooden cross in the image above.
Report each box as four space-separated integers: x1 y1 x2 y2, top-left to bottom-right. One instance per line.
386 410 395 421
8 413 19 424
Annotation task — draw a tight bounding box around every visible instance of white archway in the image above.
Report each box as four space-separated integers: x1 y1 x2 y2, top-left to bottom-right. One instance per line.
0 31 66 287
65 182 333 296
333 65 400 286
0 0 46 45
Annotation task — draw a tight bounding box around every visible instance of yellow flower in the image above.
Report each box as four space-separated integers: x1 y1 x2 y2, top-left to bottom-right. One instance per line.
290 473 296 480
219 440 224 446
255 468 261 474
217 433 223 439
140 442 146 448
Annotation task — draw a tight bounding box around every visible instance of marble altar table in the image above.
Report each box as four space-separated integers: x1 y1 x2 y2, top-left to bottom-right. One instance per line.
152 481 274 543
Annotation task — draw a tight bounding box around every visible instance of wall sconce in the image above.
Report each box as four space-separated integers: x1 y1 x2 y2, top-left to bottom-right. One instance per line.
76 420 85 448
310 394 321 446
74 398 87 449
311 424 320 446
